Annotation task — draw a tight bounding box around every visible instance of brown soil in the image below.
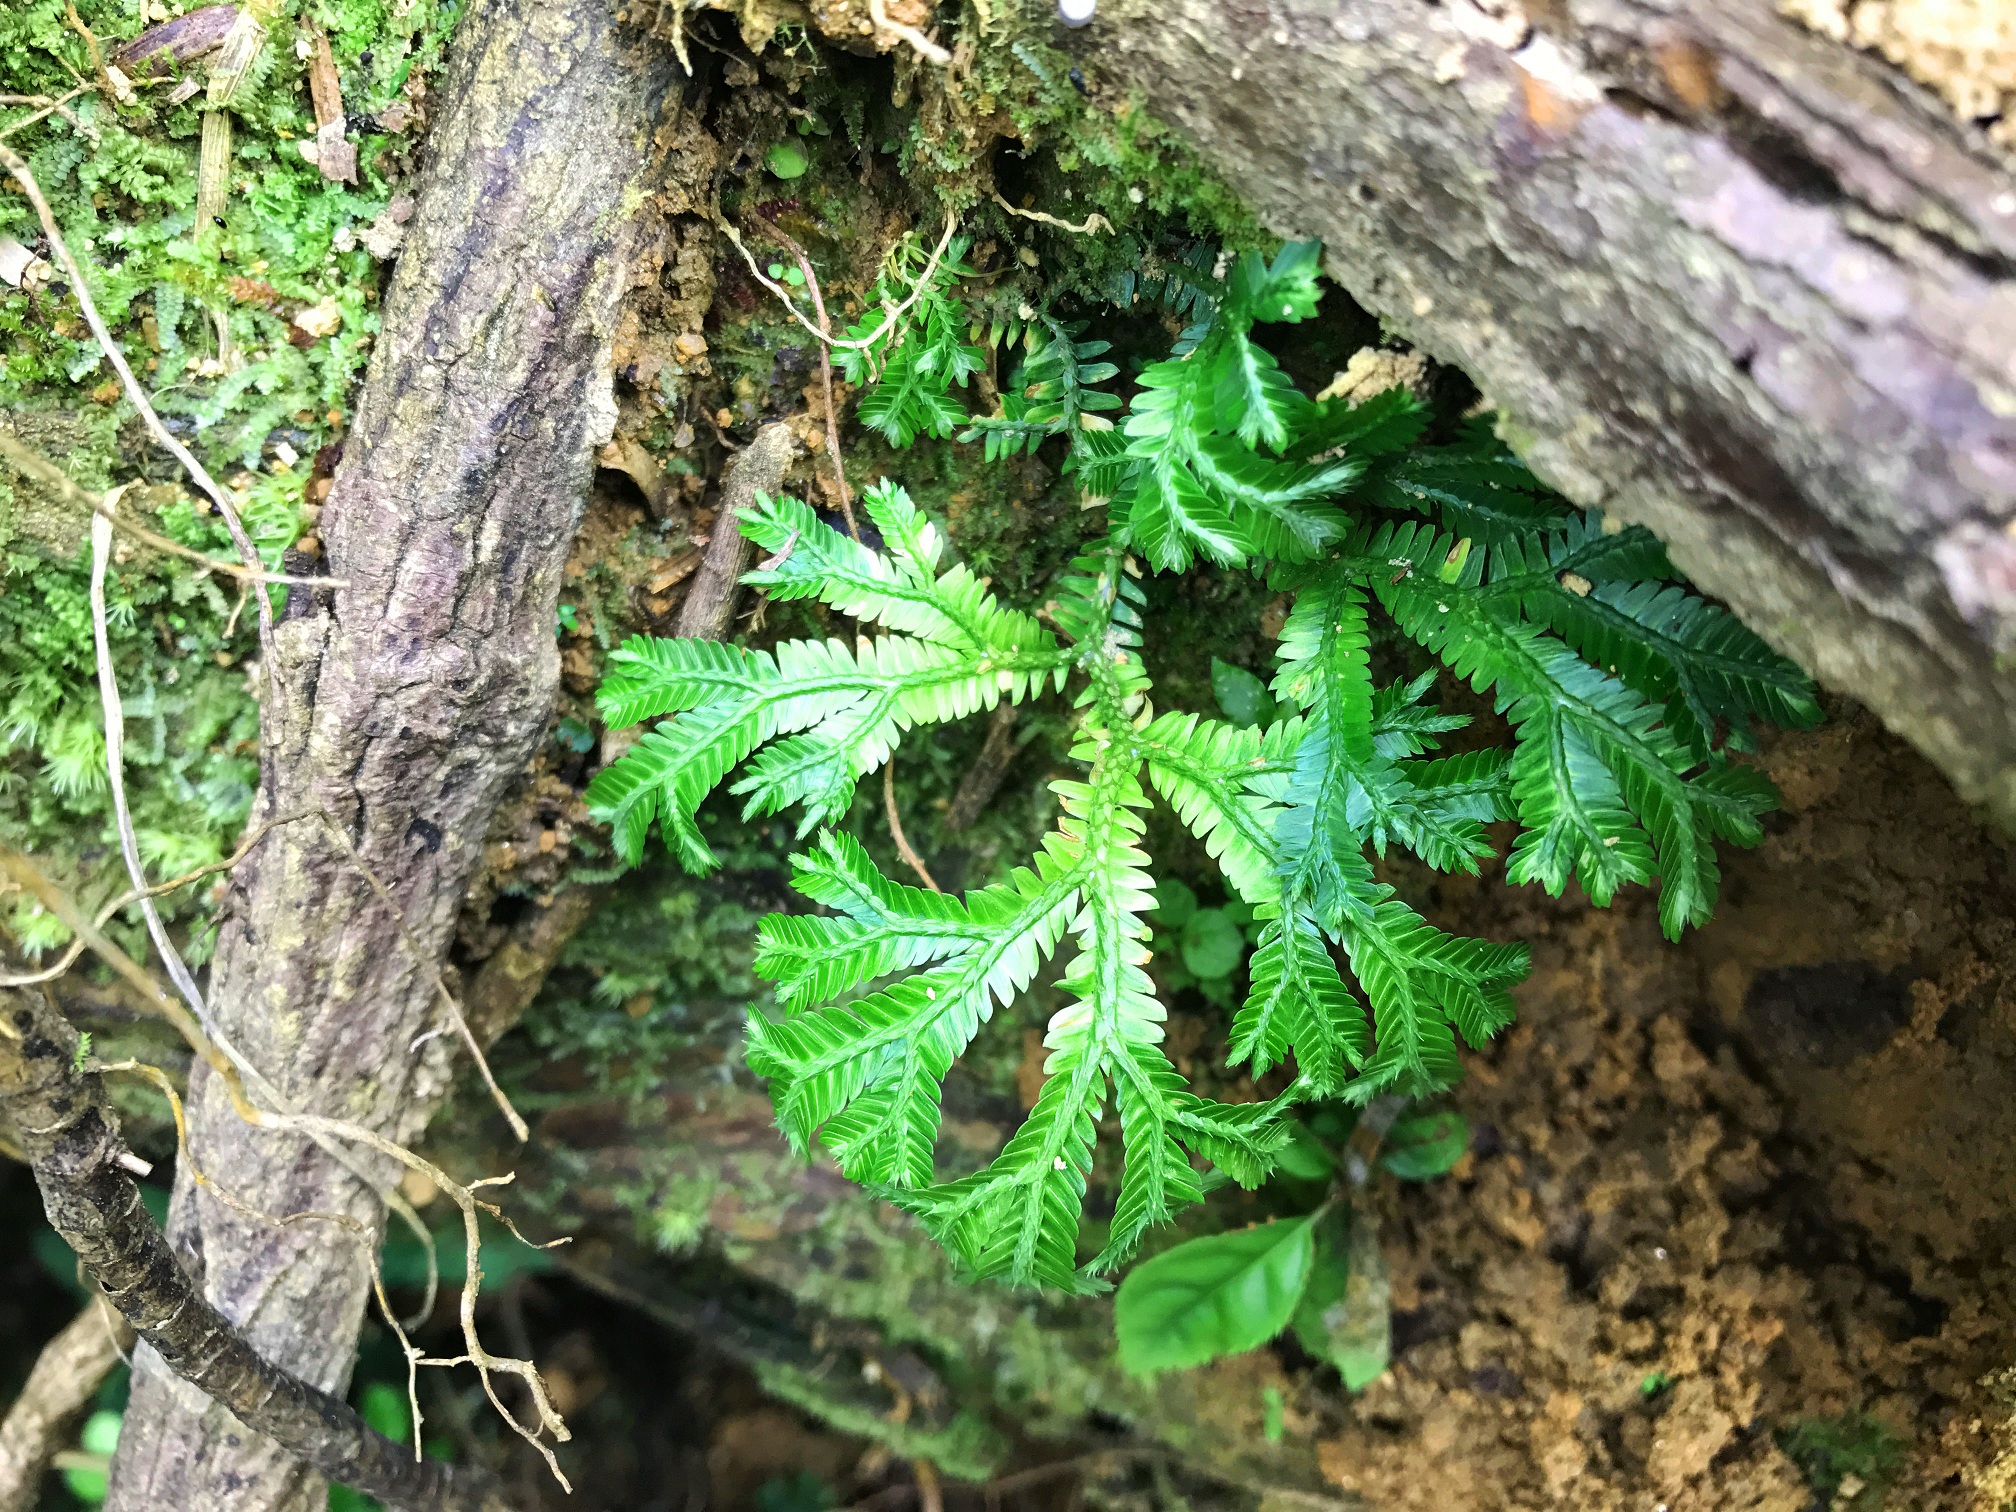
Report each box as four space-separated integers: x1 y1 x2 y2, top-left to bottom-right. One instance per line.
1306 704 2016 1511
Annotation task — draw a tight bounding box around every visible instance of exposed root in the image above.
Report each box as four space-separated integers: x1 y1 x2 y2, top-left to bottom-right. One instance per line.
746 211 858 541
870 0 952 64
990 192 1113 236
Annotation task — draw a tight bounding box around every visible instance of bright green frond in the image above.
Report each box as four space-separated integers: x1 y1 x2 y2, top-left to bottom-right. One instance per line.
1230 907 1368 1095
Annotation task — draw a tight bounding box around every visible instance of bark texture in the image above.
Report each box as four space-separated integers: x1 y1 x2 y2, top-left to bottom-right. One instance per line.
0 990 512 1512
0 1302 129 1512
675 422 798 639
1084 0 2016 821
107 0 681 1506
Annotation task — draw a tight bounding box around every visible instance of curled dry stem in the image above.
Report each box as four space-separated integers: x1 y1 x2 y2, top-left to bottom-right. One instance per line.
718 210 958 364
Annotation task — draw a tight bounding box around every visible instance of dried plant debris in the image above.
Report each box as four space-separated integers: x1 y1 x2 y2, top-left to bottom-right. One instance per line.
1783 0 2016 151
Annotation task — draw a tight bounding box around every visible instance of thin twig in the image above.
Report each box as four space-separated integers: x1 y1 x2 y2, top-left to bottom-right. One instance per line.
883 760 941 893
0 808 309 989
718 210 958 360
869 0 951 64
0 144 280 668
61 1 115 99
0 84 94 141
0 434 343 587
990 192 1113 237
314 813 529 1144
747 212 857 541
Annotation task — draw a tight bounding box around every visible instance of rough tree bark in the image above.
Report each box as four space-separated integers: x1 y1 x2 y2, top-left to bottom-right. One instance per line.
106 0 681 1506
1081 0 2016 821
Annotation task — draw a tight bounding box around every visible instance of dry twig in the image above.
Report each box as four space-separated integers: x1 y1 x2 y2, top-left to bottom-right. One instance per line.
0 435 343 588
747 212 857 540
883 760 941 893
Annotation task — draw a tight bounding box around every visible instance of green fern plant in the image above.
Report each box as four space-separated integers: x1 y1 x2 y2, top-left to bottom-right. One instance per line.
586 239 1819 1292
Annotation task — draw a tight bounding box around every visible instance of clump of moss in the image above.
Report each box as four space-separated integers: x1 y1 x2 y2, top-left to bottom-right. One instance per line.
1 0 458 959
1777 1413 1907 1509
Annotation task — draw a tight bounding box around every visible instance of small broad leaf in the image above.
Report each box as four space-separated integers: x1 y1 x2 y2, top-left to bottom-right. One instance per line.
1211 657 1274 728
1379 1107 1469 1180
1271 1118 1337 1183
766 139 809 179
1180 908 1246 980
1115 1216 1317 1375
1151 876 1199 927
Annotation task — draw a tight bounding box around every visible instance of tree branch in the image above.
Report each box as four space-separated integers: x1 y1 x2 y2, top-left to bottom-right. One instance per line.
0 986 519 1512
0 1302 131 1512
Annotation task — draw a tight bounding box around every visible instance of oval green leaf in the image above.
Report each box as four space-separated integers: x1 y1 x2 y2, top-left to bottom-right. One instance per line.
1150 875 1198 927
1210 656 1273 728
765 139 810 179
1379 1108 1469 1181
1181 907 1245 980
1114 1215 1316 1376
1271 1118 1338 1183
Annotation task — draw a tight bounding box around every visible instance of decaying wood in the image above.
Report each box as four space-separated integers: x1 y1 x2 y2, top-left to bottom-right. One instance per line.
1084 0 2016 822
0 989 514 1512
463 885 605 1051
676 422 798 640
0 1301 130 1512
106 0 682 1506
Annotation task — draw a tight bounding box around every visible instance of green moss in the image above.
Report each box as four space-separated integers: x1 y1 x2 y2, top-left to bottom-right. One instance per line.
1777 1414 1907 1509
1 0 458 960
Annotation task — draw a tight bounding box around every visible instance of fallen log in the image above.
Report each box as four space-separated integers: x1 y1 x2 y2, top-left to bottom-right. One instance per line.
1081 0 2016 821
